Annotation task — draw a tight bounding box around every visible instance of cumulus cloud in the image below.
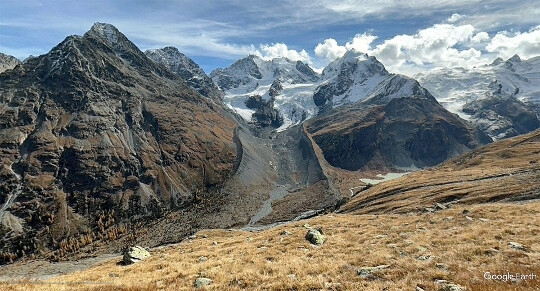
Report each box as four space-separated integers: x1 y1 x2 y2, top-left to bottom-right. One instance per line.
447 13 463 23
370 24 484 72
345 33 377 53
314 38 346 61
314 33 376 62
486 25 540 59
471 32 489 43
313 22 494 76
255 43 312 64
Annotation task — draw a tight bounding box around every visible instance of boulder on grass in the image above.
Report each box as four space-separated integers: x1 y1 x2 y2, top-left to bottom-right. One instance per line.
305 229 325 245
123 246 150 264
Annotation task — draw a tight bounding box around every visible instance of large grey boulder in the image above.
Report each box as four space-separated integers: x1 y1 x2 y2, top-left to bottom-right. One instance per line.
123 246 151 264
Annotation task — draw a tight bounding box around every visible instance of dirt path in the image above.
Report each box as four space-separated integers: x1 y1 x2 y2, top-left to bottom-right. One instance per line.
0 254 120 281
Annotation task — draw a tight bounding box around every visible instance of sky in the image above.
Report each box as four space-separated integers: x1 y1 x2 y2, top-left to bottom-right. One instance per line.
1 0 539 76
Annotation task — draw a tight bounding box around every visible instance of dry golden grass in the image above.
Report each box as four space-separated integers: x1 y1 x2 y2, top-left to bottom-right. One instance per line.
2 202 540 290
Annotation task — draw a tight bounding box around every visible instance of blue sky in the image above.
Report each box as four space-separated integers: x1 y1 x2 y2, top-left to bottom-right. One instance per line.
1 0 539 75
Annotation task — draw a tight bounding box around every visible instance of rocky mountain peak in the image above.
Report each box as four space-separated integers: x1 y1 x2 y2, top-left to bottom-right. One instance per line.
146 46 202 76
83 22 144 62
507 54 522 63
0 23 239 263
322 49 387 80
86 22 124 44
490 57 504 66
145 46 224 99
0 52 21 74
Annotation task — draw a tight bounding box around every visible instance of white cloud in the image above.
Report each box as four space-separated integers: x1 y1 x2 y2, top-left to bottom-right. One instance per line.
370 23 482 70
255 43 312 64
314 38 346 61
471 32 489 43
313 22 492 76
486 25 540 59
314 33 377 62
345 33 377 53
447 13 463 23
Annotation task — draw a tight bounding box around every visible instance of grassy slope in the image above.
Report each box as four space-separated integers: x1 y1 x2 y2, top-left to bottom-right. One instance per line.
2 130 540 290
2 203 539 290
341 129 540 214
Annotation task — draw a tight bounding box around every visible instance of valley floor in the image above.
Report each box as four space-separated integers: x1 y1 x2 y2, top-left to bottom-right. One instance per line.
1 201 539 290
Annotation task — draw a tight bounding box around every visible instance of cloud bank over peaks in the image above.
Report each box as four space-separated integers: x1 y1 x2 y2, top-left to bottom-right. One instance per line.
254 43 312 64
313 21 496 76
486 25 540 60
315 33 377 62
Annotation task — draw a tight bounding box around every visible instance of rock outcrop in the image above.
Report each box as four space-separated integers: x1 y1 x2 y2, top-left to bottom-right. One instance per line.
462 95 540 140
194 277 212 288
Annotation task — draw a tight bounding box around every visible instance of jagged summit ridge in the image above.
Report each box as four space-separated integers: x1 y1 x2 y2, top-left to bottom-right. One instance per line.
210 54 319 92
313 49 434 109
0 52 20 74
210 55 321 129
145 46 223 99
213 49 438 130
88 22 122 44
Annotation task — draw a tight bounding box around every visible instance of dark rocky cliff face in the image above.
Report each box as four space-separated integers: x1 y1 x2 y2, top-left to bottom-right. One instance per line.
462 95 540 140
306 96 491 171
0 23 238 263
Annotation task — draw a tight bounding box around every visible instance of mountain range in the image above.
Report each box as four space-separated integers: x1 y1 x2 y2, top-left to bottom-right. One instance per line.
0 23 539 265
417 55 540 140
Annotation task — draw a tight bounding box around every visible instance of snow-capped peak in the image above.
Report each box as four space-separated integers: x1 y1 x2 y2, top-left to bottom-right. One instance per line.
321 49 386 80
217 50 433 131
313 51 428 107
507 54 522 63
340 49 369 63
490 57 504 66
210 55 319 92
